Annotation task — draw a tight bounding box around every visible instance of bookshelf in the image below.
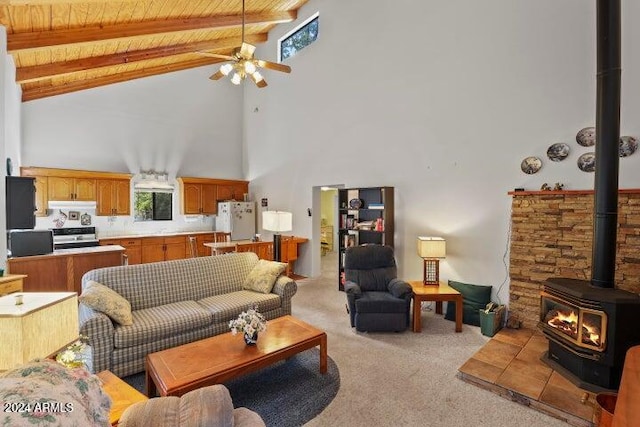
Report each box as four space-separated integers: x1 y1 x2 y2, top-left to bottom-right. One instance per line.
338 187 394 290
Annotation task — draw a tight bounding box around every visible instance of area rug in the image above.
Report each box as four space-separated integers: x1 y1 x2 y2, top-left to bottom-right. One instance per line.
122 348 340 427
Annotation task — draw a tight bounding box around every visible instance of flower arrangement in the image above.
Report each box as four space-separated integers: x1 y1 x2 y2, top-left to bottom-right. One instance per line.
229 305 267 338
55 336 89 369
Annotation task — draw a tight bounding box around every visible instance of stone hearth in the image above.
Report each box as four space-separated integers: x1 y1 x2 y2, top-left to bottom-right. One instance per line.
508 189 640 328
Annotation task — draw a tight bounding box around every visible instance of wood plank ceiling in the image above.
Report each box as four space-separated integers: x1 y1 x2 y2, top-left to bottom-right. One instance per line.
0 0 308 102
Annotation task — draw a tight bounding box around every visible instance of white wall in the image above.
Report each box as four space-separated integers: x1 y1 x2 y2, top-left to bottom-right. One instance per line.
1 27 23 268
21 66 244 179
244 0 640 303
20 65 245 234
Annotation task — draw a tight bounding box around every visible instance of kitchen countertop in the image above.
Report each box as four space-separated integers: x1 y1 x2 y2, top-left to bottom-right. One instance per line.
98 230 228 240
9 245 125 260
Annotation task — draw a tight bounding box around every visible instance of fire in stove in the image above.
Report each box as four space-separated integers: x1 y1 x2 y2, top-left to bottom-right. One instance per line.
540 291 607 353
544 308 602 347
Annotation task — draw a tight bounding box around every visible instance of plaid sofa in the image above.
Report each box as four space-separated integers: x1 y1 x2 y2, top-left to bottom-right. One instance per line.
79 252 297 377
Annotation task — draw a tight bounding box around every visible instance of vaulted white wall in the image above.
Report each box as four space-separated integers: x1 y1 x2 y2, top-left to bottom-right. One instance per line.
21 66 244 179
7 1 640 304
244 0 640 302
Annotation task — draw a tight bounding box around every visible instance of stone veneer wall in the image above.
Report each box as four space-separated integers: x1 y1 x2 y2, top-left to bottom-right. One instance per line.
509 190 640 328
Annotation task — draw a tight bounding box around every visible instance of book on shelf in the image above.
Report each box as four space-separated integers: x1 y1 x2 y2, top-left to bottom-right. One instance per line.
368 203 384 210
375 218 384 231
346 215 356 230
344 232 357 248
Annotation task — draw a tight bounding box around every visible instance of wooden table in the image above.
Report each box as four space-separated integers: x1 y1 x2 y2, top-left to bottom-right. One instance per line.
0 274 27 296
145 315 327 397
97 370 148 426
408 280 463 333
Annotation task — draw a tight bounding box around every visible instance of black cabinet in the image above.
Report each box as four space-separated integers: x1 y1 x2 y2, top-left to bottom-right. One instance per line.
338 186 394 290
6 176 36 229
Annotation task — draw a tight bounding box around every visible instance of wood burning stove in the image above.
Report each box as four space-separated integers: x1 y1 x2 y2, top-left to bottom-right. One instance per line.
539 0 640 392
540 278 640 391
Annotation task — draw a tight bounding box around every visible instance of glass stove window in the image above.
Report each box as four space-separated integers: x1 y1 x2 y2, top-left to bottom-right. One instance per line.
134 192 173 221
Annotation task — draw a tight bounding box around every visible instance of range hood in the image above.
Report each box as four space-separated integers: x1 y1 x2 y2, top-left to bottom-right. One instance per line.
48 200 97 210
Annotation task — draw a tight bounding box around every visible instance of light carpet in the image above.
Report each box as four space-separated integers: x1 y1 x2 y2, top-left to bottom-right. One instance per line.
293 252 567 427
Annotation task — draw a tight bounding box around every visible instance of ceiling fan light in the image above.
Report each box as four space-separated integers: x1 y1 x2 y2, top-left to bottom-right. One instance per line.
220 63 233 76
253 71 264 82
244 60 257 75
230 73 242 85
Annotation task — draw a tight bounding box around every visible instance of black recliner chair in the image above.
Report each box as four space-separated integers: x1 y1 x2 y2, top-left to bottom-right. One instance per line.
344 245 412 332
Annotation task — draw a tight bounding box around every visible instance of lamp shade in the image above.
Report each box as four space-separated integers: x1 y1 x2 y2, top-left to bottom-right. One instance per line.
262 211 293 232
417 237 446 258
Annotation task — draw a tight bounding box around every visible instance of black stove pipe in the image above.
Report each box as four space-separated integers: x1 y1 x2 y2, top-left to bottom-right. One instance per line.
591 0 621 289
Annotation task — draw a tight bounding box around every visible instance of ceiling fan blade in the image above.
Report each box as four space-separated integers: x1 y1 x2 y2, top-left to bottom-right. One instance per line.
250 73 268 88
196 51 235 61
209 70 225 81
240 42 256 59
256 59 291 73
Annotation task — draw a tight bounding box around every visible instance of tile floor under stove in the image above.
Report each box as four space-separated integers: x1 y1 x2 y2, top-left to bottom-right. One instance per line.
458 328 597 427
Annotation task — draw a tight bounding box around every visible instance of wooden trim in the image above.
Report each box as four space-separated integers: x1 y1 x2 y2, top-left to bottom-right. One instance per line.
508 189 640 196
8 11 296 52
177 177 249 185
21 57 226 102
21 166 132 180
16 34 267 83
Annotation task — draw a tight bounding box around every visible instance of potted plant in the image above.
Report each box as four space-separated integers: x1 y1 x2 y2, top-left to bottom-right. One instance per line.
229 305 267 345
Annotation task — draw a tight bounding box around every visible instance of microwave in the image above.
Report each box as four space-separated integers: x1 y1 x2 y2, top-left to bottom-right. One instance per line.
8 229 54 257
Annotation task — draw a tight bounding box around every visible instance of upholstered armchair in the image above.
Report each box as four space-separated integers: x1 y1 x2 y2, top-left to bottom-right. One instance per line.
344 245 412 332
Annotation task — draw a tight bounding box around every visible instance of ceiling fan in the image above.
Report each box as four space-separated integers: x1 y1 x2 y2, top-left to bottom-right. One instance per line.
198 0 291 88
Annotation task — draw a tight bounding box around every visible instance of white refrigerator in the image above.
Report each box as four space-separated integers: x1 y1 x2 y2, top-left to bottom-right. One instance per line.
216 202 256 240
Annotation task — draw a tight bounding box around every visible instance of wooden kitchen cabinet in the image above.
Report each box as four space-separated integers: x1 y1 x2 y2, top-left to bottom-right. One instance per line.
48 176 96 201
96 179 130 216
178 178 218 215
141 236 186 263
101 238 141 265
178 177 249 215
7 248 125 295
21 167 133 209
217 182 248 201
34 176 48 216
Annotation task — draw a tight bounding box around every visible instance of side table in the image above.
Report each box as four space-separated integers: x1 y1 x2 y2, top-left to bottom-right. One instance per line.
408 280 463 333
97 370 148 426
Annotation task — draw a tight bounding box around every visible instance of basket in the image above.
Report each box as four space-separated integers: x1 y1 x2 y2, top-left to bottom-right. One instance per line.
479 305 505 337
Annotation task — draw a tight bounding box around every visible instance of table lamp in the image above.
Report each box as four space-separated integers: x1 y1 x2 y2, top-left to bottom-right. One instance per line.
262 211 293 262
417 237 446 285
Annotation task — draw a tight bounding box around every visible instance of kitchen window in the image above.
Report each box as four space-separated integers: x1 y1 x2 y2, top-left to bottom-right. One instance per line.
134 191 173 221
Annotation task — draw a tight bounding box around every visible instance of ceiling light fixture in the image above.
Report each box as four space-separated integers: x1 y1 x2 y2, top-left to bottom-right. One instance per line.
197 0 291 88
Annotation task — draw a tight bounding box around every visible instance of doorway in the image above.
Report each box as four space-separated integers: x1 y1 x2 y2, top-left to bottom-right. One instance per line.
310 185 342 279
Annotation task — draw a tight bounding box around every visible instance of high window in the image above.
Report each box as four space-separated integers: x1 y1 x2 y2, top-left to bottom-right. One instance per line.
278 12 319 62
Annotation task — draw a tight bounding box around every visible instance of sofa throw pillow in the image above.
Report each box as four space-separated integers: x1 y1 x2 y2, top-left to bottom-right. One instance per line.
79 280 133 326
243 260 288 294
444 280 492 327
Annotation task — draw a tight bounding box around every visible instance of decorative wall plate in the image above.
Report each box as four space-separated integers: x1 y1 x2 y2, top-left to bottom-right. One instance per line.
521 156 542 174
349 198 363 209
619 136 638 158
577 152 596 172
576 127 596 147
547 143 570 162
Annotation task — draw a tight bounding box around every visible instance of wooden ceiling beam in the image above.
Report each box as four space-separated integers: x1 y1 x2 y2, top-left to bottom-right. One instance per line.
16 33 268 83
0 0 136 4
21 57 228 102
8 10 295 52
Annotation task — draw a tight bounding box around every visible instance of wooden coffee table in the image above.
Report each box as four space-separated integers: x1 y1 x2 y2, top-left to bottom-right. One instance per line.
408 280 463 333
97 370 148 426
145 315 327 397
